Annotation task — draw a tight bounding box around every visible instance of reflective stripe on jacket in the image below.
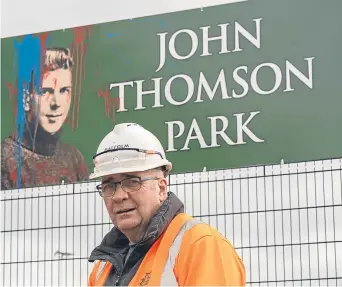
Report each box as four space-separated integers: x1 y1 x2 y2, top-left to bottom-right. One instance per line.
88 212 245 286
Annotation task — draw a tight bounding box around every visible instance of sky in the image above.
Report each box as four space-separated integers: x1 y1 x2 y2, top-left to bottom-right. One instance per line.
1 0 246 38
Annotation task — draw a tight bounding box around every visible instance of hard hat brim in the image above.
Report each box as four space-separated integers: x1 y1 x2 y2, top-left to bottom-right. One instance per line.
89 161 172 180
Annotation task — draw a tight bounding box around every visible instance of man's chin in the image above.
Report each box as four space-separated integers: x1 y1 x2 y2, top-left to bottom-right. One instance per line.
41 124 63 135
116 218 142 232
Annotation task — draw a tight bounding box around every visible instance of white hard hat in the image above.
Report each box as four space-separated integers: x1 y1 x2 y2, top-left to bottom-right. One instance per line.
89 123 172 180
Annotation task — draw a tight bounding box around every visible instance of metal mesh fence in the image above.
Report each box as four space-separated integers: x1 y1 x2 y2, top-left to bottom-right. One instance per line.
1 158 342 286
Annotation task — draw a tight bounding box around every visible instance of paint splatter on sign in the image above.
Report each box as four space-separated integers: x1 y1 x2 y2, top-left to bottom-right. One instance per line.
6 82 18 136
71 26 92 130
13 34 49 188
97 88 121 123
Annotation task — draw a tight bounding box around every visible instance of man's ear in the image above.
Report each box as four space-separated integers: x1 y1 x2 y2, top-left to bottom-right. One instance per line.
158 178 168 201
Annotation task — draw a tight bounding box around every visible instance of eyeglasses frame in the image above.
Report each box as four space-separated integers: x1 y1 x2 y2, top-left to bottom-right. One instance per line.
96 176 162 198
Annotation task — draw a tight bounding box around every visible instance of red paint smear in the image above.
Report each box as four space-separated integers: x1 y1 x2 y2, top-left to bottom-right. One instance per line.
64 113 72 128
71 26 92 131
8 159 18 187
6 82 18 101
6 82 18 135
97 88 121 123
38 32 50 84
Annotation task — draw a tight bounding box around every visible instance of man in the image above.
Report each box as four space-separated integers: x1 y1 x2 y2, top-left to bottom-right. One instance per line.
88 123 246 286
1 47 89 190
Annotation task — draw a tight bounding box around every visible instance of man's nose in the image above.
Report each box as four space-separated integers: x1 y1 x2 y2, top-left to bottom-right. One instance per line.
112 185 129 203
50 93 61 111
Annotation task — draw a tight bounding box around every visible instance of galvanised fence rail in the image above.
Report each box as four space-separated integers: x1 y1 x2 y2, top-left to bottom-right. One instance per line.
1 158 341 286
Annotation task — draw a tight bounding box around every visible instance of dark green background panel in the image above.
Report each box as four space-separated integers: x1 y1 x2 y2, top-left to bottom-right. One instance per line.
1 0 341 179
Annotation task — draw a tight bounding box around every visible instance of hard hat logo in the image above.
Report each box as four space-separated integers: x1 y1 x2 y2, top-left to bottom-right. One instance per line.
89 123 172 180
104 143 130 151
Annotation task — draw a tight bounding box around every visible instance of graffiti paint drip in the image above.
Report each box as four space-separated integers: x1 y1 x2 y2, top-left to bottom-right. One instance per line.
97 88 121 123
71 26 92 130
6 82 18 102
6 82 18 136
37 32 50 82
13 34 49 188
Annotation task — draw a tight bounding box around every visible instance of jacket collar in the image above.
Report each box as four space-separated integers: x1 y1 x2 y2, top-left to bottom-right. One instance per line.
12 120 62 156
88 192 184 265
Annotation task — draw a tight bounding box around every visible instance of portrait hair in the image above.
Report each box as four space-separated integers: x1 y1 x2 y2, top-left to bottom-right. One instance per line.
25 47 74 115
44 47 74 71
27 47 73 95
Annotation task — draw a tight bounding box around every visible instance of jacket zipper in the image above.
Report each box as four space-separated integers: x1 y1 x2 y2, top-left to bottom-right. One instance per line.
115 244 139 286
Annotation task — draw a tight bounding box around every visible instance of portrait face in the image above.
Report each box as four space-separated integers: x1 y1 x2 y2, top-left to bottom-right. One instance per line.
26 68 72 134
101 169 167 242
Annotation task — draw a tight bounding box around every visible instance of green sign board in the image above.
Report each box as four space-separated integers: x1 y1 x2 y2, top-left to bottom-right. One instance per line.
1 0 341 190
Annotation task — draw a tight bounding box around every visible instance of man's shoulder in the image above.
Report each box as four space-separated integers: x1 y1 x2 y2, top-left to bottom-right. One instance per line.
58 141 79 152
57 141 86 159
57 141 90 180
1 137 17 159
182 215 230 244
178 215 240 260
1 136 15 147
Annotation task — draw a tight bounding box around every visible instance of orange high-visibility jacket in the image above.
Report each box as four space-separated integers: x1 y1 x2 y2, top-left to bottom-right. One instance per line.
88 213 246 286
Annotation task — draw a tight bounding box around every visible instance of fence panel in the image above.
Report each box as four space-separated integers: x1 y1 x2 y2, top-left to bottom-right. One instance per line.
1 159 342 286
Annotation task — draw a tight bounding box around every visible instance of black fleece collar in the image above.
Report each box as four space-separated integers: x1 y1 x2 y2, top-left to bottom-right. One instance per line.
13 120 62 156
88 192 184 270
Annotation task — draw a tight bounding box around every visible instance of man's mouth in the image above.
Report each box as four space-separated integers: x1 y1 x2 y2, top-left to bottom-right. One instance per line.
116 208 136 214
46 114 62 118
